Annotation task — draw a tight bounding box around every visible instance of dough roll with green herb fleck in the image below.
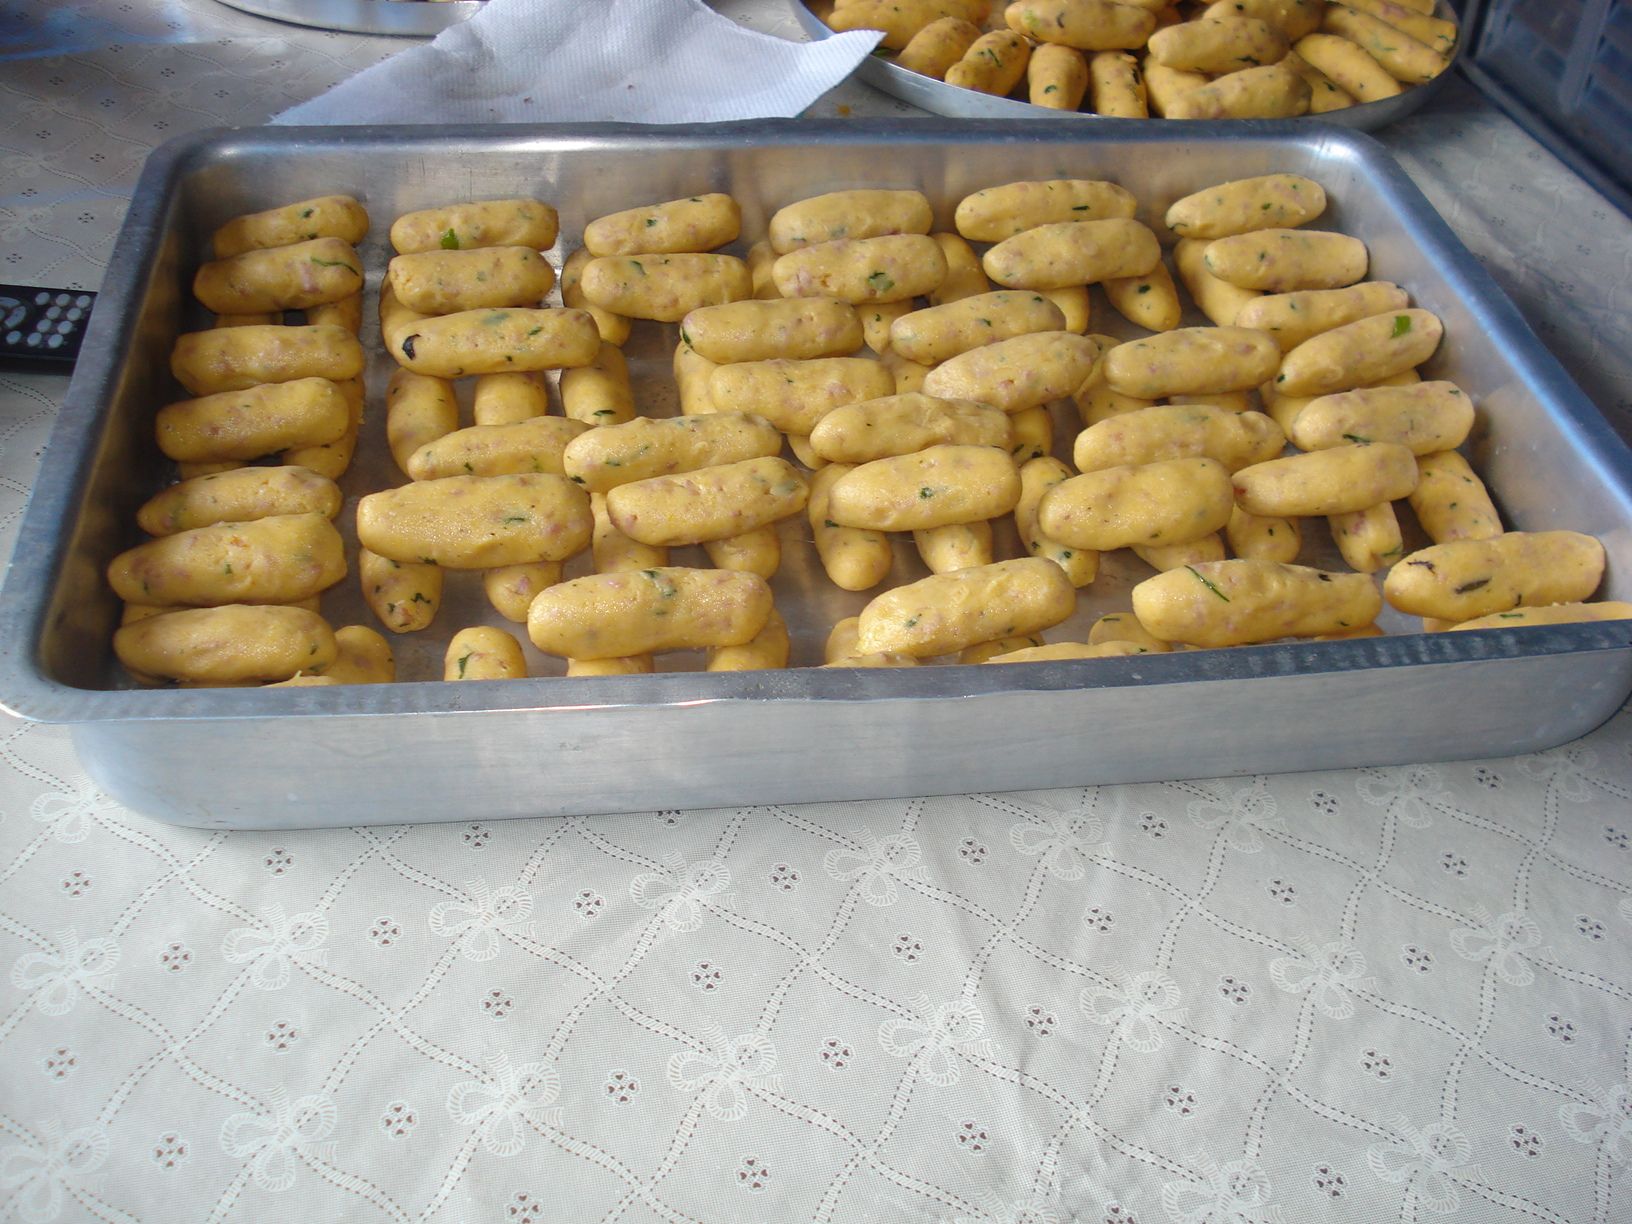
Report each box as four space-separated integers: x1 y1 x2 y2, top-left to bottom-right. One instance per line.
1105 326 1281 398
114 605 337 686
484 563 562 623
680 297 862 363
1038 457 1235 550
390 198 559 254
213 195 369 259
386 369 460 475
311 625 395 685
1234 281 1408 351
923 331 1102 414
899 16 983 78
856 557 1076 657
1289 381 1473 453
1165 174 1326 239
472 372 550 426
1004 0 1156 51
768 189 934 254
984 639 1146 663
604 457 808 547
809 465 894 592
193 237 363 314
1226 505 1303 563
1232 441 1417 516
1448 602 1632 632
983 219 1161 290
355 473 591 569
772 235 947 304
1321 5 1448 84
955 179 1138 243
527 567 773 659
387 246 555 315
137 465 341 536
560 342 635 425
579 254 751 322
826 444 1020 531
1408 450 1502 543
1203 0 1325 39
1293 32 1402 101
358 549 441 634
1030 44 1091 109
171 324 363 396
1090 610 1171 652
914 521 994 574
1133 559 1381 646
1275 308 1442 396
445 626 527 681
584 193 741 256
1073 404 1284 473
1383 531 1605 622
156 377 350 463
945 29 1032 95
824 0 988 48
1015 456 1099 587
1329 502 1404 572
108 513 346 607
709 357 894 434
890 290 1066 364
1203 229 1367 292
810 393 1011 463
563 412 782 494
1148 17 1289 73
390 307 600 377
561 247 632 346
1103 259 1182 332
1163 63 1312 119
406 416 590 481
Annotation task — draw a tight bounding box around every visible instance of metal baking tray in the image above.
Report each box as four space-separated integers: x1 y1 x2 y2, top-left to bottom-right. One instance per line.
1 121 1629 830
788 0 1463 130
212 0 480 37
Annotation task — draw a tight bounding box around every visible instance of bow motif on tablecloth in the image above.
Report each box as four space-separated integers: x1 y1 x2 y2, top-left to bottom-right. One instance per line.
1355 764 1443 828
1268 940 1372 1020
445 1051 561 1157
878 994 995 1087
1448 908 1542 986
1007 794 1106 881
629 851 732 933
218 1087 337 1193
1365 1116 1476 1216
823 828 926 907
666 1027 780 1121
427 879 534 961
1160 1154 1284 1224
1559 1082 1632 1167
221 905 328 989
0 1122 115 1224
1080 968 1185 1054
9 930 119 1016
29 778 117 843
1185 780 1283 853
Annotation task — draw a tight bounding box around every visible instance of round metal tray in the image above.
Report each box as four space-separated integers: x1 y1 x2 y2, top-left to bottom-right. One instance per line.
790 0 1461 130
212 0 481 37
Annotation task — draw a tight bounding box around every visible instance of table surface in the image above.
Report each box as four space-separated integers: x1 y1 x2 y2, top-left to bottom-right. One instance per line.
3 3 1632 1221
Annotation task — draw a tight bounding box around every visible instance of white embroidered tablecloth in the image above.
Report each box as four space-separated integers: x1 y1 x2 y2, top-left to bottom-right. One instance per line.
2 3 1631 1221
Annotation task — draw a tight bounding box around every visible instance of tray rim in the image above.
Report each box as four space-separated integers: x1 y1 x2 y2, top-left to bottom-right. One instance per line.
3 118 1631 728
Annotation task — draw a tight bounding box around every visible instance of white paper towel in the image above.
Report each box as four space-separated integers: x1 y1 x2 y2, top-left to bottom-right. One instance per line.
273 0 882 125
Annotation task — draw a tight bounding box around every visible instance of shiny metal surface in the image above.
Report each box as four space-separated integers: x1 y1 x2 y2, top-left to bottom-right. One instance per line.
787 0 1463 131
1 121 1629 828
211 0 479 37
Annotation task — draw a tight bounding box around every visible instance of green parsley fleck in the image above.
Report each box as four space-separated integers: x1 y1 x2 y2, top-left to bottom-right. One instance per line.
440 228 460 250
1186 565 1230 602
867 270 895 293
1391 315 1412 338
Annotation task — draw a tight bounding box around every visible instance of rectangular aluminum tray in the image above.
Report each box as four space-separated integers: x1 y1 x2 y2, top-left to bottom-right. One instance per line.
1 120 1630 830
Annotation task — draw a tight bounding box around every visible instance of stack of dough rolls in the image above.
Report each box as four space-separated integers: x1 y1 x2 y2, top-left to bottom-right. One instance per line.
116 193 389 687
819 0 1457 121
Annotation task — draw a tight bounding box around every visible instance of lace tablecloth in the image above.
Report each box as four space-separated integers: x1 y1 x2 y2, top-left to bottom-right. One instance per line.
3 3 1631 1221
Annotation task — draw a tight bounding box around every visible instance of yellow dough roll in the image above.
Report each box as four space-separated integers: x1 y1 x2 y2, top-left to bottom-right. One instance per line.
307 293 362 335
472 372 550 425
674 341 719 415
1448 602 1632 632
1104 326 1281 398
280 370 361 481
809 465 894 592
1384 532 1605 622
944 30 1032 95
1008 405 1053 462
1133 559 1381 646
444 626 527 681
1328 501 1404 573
680 297 862 363
1274 308 1443 397
922 331 1102 414
136 465 341 536
772 235 947 305
561 247 632 346
108 513 346 607
390 307 600 377
579 254 751 322
261 674 341 688
155 377 349 463
193 237 363 315
983 219 1161 290
1234 280 1409 351
1232 441 1417 516
768 189 934 255
1337 0 1457 53
1408 450 1502 543
899 16 983 78
1203 229 1368 292
1015 456 1099 587
114 605 337 686
1321 4 1448 84
1148 16 1289 73
212 194 369 259
564 412 782 493
1203 0 1325 39
484 562 562 624
704 527 783 579
1163 64 1312 119
1226 504 1303 563
1293 32 1402 101
861 301 914 355
1103 259 1182 332
1144 60 1211 115
311 624 395 685
406 416 591 481
928 232 991 305
1087 50 1147 115
955 178 1137 243
890 290 1066 365
1135 532 1228 573
385 369 460 476
390 198 559 255
709 357 895 434
747 240 781 300
584 193 741 256
1073 404 1284 474
1089 610 1172 652
1281 49 1356 111
567 655 655 677
1073 345 1157 426
1032 44 1091 109
591 492 668 574
984 640 1147 663
809 393 1010 463
1005 0 1156 50
826 615 863 663
605 456 809 547
1261 365 1418 431
707 607 791 672
883 348 933 395
1037 457 1235 550
823 651 922 668
1173 238 1261 327
355 473 592 569
378 282 429 352
1041 285 1092 333
1165 173 1327 239
914 520 994 573
213 313 279 329
387 246 555 315
856 557 1077 657
1172 390 1258 412
825 0 990 49
560 342 635 425
1289 381 1473 454
826 444 1020 531
170 324 362 396
528 567 773 659
358 548 442 634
